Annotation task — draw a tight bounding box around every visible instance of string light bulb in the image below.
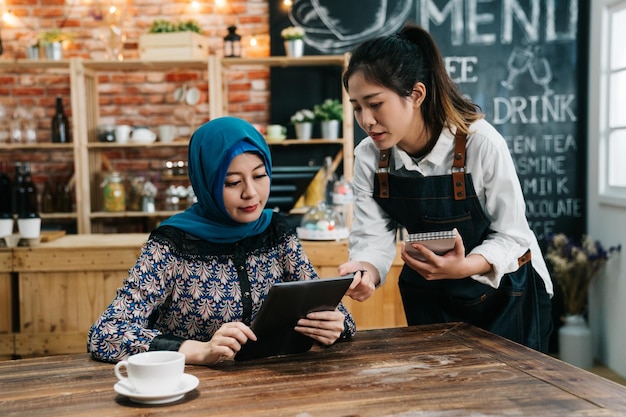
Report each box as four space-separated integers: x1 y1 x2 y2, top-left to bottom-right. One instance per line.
249 35 257 47
283 0 292 6
2 9 19 26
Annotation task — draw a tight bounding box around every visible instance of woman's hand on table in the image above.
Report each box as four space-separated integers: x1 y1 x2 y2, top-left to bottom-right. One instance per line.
338 261 378 302
179 322 257 365
295 308 346 345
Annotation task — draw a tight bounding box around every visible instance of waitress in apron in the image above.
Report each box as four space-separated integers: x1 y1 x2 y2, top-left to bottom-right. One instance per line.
338 23 553 352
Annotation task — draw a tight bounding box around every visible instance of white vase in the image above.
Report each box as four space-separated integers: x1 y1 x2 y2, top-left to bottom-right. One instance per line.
559 314 593 369
294 122 313 140
284 39 304 58
321 120 340 140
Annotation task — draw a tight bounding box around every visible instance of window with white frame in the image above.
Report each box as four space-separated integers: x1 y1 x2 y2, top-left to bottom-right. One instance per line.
603 4 626 197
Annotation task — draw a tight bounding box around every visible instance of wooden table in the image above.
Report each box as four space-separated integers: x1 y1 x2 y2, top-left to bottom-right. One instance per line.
1 323 625 416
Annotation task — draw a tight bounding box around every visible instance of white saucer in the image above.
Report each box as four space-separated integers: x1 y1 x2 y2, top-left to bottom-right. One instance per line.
296 227 349 241
185 87 200 106
114 373 199 404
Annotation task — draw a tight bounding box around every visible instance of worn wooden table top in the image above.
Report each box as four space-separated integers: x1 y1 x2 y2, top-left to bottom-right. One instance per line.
1 323 625 416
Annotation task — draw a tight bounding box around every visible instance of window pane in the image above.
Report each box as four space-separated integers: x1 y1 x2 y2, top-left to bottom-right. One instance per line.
611 7 626 70
609 70 626 128
608 129 626 187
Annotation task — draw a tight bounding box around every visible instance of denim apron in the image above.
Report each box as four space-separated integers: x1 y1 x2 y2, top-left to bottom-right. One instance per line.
373 130 552 352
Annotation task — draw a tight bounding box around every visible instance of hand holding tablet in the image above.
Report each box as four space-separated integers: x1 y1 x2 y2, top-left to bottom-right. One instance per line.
234 274 354 361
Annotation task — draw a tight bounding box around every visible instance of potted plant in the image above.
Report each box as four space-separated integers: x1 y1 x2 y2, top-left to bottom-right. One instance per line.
546 233 620 368
139 19 208 60
314 98 343 139
148 19 202 34
36 28 73 60
281 26 305 58
290 108 315 140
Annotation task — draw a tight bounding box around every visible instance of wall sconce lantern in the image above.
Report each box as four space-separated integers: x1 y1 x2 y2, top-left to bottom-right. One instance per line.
223 25 241 58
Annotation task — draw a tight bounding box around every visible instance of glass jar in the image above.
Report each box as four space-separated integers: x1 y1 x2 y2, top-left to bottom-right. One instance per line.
101 171 126 212
296 202 349 241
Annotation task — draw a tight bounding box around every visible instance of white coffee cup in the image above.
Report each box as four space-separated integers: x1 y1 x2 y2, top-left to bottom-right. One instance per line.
158 124 177 143
114 351 185 394
17 217 41 239
115 125 132 144
266 124 286 140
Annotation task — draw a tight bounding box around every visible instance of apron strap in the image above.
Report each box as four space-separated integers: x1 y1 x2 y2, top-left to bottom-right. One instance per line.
518 249 532 267
377 148 391 199
452 130 467 201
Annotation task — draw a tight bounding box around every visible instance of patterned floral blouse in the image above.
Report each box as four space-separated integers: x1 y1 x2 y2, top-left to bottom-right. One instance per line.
87 214 356 363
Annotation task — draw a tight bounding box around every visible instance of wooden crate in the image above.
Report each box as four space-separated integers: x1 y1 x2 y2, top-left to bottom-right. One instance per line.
139 32 209 60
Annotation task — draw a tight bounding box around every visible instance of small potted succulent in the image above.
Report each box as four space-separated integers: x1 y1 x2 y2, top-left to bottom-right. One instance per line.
36 28 73 60
314 99 343 139
281 26 305 58
290 108 315 140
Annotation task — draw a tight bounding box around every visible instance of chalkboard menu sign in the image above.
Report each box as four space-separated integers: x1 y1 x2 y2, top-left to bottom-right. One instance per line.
270 0 588 246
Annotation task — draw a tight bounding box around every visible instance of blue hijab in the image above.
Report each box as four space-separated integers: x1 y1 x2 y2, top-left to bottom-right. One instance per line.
160 117 273 243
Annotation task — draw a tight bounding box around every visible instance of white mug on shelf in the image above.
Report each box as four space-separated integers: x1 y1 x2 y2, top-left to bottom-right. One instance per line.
266 124 287 141
158 124 177 143
115 125 132 144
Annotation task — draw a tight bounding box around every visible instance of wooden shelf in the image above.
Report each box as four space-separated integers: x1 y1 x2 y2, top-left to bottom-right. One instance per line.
82 59 208 71
40 213 77 220
0 143 74 150
0 59 70 70
1 56 353 233
266 138 345 145
90 210 181 219
221 55 345 68
87 141 188 149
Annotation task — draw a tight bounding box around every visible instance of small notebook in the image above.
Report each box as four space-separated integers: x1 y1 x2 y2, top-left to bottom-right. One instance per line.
405 230 457 260
234 274 354 362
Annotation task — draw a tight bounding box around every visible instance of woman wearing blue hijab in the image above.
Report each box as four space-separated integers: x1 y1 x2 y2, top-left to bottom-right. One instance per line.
88 117 356 365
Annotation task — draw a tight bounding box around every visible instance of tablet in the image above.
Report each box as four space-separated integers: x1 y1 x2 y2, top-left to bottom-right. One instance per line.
234 274 354 361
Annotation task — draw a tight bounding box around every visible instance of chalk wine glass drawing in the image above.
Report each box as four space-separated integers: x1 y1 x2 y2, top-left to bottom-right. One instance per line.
501 45 553 95
528 46 554 95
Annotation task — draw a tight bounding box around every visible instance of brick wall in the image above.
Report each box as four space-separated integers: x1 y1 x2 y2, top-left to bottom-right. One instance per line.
0 0 271 218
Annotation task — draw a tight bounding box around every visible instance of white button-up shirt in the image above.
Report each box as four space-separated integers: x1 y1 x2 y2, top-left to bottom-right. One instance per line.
349 119 553 296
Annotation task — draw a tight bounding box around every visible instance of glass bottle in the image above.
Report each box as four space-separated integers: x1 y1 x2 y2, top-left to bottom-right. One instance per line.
323 156 337 206
15 163 38 218
22 163 38 218
51 95 71 143
56 178 73 213
41 180 56 213
1 162 14 239
0 161 12 216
